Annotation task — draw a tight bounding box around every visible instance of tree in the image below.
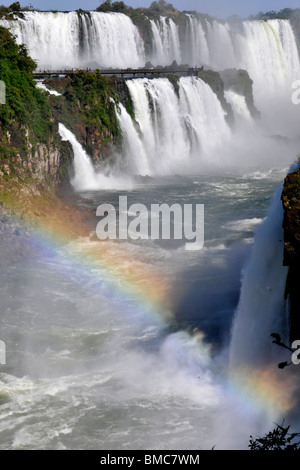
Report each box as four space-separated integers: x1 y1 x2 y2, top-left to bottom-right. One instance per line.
249 423 300 450
150 0 174 12
96 0 112 12
9 2 21 11
279 8 293 19
96 0 129 13
270 333 294 369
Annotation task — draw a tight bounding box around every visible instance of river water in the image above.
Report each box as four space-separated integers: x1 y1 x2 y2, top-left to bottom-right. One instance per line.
0 165 295 450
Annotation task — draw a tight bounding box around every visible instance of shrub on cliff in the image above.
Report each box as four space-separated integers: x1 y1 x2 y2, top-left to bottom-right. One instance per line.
0 26 53 142
96 1 130 13
150 0 175 13
249 423 300 450
249 8 300 20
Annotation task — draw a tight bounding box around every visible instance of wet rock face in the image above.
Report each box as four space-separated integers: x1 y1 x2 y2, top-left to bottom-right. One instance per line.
0 120 73 189
281 168 300 341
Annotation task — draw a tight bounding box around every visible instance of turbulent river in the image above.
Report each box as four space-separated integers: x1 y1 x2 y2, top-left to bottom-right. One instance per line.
0 166 296 450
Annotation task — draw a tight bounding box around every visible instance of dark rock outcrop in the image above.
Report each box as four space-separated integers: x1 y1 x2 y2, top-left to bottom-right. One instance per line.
281 168 300 341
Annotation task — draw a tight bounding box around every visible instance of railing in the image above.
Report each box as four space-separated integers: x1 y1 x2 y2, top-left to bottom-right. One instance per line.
33 67 203 79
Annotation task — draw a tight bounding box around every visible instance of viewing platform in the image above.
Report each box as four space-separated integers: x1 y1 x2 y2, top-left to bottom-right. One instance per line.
33 67 204 80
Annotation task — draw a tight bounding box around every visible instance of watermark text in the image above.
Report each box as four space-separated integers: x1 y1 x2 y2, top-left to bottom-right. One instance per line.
96 196 204 250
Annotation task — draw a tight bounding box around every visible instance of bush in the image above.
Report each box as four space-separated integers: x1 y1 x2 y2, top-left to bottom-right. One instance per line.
249 423 300 450
0 26 54 142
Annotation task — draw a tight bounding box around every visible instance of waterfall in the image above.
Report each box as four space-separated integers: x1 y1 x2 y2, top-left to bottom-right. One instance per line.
1 12 299 107
118 76 231 176
184 14 210 67
150 17 181 66
57 76 231 186
206 19 237 70
224 90 252 124
0 11 144 69
238 20 300 106
116 103 151 176
58 123 132 191
35 80 62 96
229 185 289 368
58 123 98 191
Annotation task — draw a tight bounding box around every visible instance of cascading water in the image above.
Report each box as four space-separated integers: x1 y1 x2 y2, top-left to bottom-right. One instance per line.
0 11 145 69
205 19 237 70
150 17 181 66
224 90 252 124
36 80 62 96
58 123 133 190
184 14 210 67
58 123 99 191
2 11 300 133
240 20 300 97
56 77 231 184
229 185 289 368
119 76 231 176
2 12 299 87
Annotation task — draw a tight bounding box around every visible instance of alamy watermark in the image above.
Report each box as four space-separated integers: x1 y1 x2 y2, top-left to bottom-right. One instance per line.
272 334 300 368
96 196 204 250
0 81 5 105
0 341 6 365
291 340 300 365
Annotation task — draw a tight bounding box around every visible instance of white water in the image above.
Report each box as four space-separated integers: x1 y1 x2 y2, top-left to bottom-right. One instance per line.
36 80 62 96
0 168 291 450
58 123 133 190
2 13 299 90
0 11 144 69
184 15 210 67
119 76 231 176
230 185 289 367
2 12 299 136
150 17 181 66
2 11 300 133
224 90 252 124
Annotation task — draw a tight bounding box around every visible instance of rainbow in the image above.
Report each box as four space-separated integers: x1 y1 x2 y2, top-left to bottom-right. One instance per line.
3 192 299 423
6 192 174 325
229 366 298 415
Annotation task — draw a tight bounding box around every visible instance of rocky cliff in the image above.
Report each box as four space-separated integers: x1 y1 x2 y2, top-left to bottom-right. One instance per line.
0 26 72 191
44 72 122 163
281 167 300 341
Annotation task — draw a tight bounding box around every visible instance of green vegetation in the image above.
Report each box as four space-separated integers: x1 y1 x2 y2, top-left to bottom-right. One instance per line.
282 169 300 208
166 73 180 97
249 423 300 450
67 72 115 129
96 0 175 14
0 26 54 143
0 2 33 19
45 71 122 157
0 25 71 186
249 8 300 21
63 71 119 131
125 93 135 121
96 0 129 13
149 0 175 13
